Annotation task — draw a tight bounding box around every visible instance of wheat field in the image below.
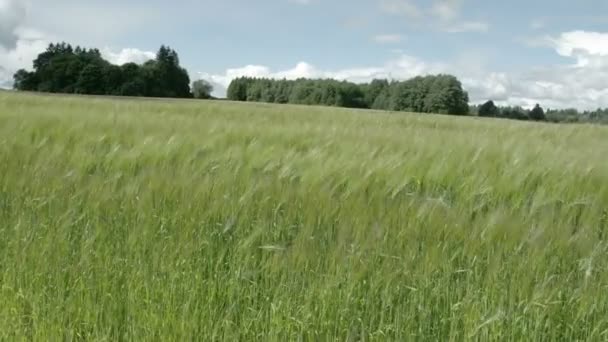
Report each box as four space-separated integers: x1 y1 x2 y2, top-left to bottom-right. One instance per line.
1 92 607 340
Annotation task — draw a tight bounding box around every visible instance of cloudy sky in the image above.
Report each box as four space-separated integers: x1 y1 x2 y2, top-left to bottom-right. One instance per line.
2 0 608 109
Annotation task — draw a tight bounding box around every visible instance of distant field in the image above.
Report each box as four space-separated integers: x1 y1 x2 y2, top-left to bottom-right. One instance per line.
1 92 607 340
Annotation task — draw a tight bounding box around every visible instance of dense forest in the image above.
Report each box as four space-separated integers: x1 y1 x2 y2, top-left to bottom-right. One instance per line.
11 42 608 124
227 76 470 115
13 43 198 98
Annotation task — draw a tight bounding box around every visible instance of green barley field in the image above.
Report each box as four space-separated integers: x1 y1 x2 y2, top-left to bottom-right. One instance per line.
1 91 608 340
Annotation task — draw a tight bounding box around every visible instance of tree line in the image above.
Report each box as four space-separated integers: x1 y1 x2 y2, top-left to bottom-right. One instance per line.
473 100 608 124
227 75 470 115
475 100 546 121
544 108 608 124
12 42 608 125
13 42 213 99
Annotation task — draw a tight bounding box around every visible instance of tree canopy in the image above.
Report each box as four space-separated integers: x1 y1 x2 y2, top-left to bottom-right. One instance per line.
478 100 500 118
529 104 547 121
192 79 214 99
227 75 470 115
13 42 192 98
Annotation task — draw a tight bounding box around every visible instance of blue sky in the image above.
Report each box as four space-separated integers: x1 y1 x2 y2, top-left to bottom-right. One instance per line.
2 0 608 109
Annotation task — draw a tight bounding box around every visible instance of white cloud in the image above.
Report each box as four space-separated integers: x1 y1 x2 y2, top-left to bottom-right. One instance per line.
380 0 423 19
0 27 50 88
373 34 403 44
430 0 488 33
551 31 608 62
461 31 608 109
0 1 52 88
0 0 27 49
102 48 155 65
380 0 489 34
431 0 462 22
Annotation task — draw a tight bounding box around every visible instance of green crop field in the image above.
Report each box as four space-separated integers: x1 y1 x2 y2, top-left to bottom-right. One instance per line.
1 92 607 340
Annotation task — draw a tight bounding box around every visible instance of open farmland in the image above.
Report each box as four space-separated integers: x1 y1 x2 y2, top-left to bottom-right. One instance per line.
1 92 608 340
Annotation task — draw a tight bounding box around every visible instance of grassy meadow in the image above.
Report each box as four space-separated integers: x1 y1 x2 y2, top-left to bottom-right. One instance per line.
1 92 608 340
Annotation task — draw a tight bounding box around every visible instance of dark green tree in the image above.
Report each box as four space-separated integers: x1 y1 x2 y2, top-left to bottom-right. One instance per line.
364 79 389 108
227 77 249 101
13 69 37 90
151 45 191 98
14 42 192 99
289 80 315 104
371 91 390 110
274 79 290 104
502 106 529 120
75 62 105 95
104 65 124 95
336 81 366 108
422 75 469 115
119 63 146 96
225 74 471 115
529 103 546 121
478 100 500 117
192 79 214 99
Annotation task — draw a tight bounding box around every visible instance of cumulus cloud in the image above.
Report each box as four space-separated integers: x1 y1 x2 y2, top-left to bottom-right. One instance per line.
550 31 608 65
460 31 608 109
0 27 49 88
0 0 27 50
102 48 155 65
0 1 53 88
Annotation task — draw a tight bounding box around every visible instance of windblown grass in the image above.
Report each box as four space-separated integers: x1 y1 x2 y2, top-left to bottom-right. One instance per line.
1 92 607 340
